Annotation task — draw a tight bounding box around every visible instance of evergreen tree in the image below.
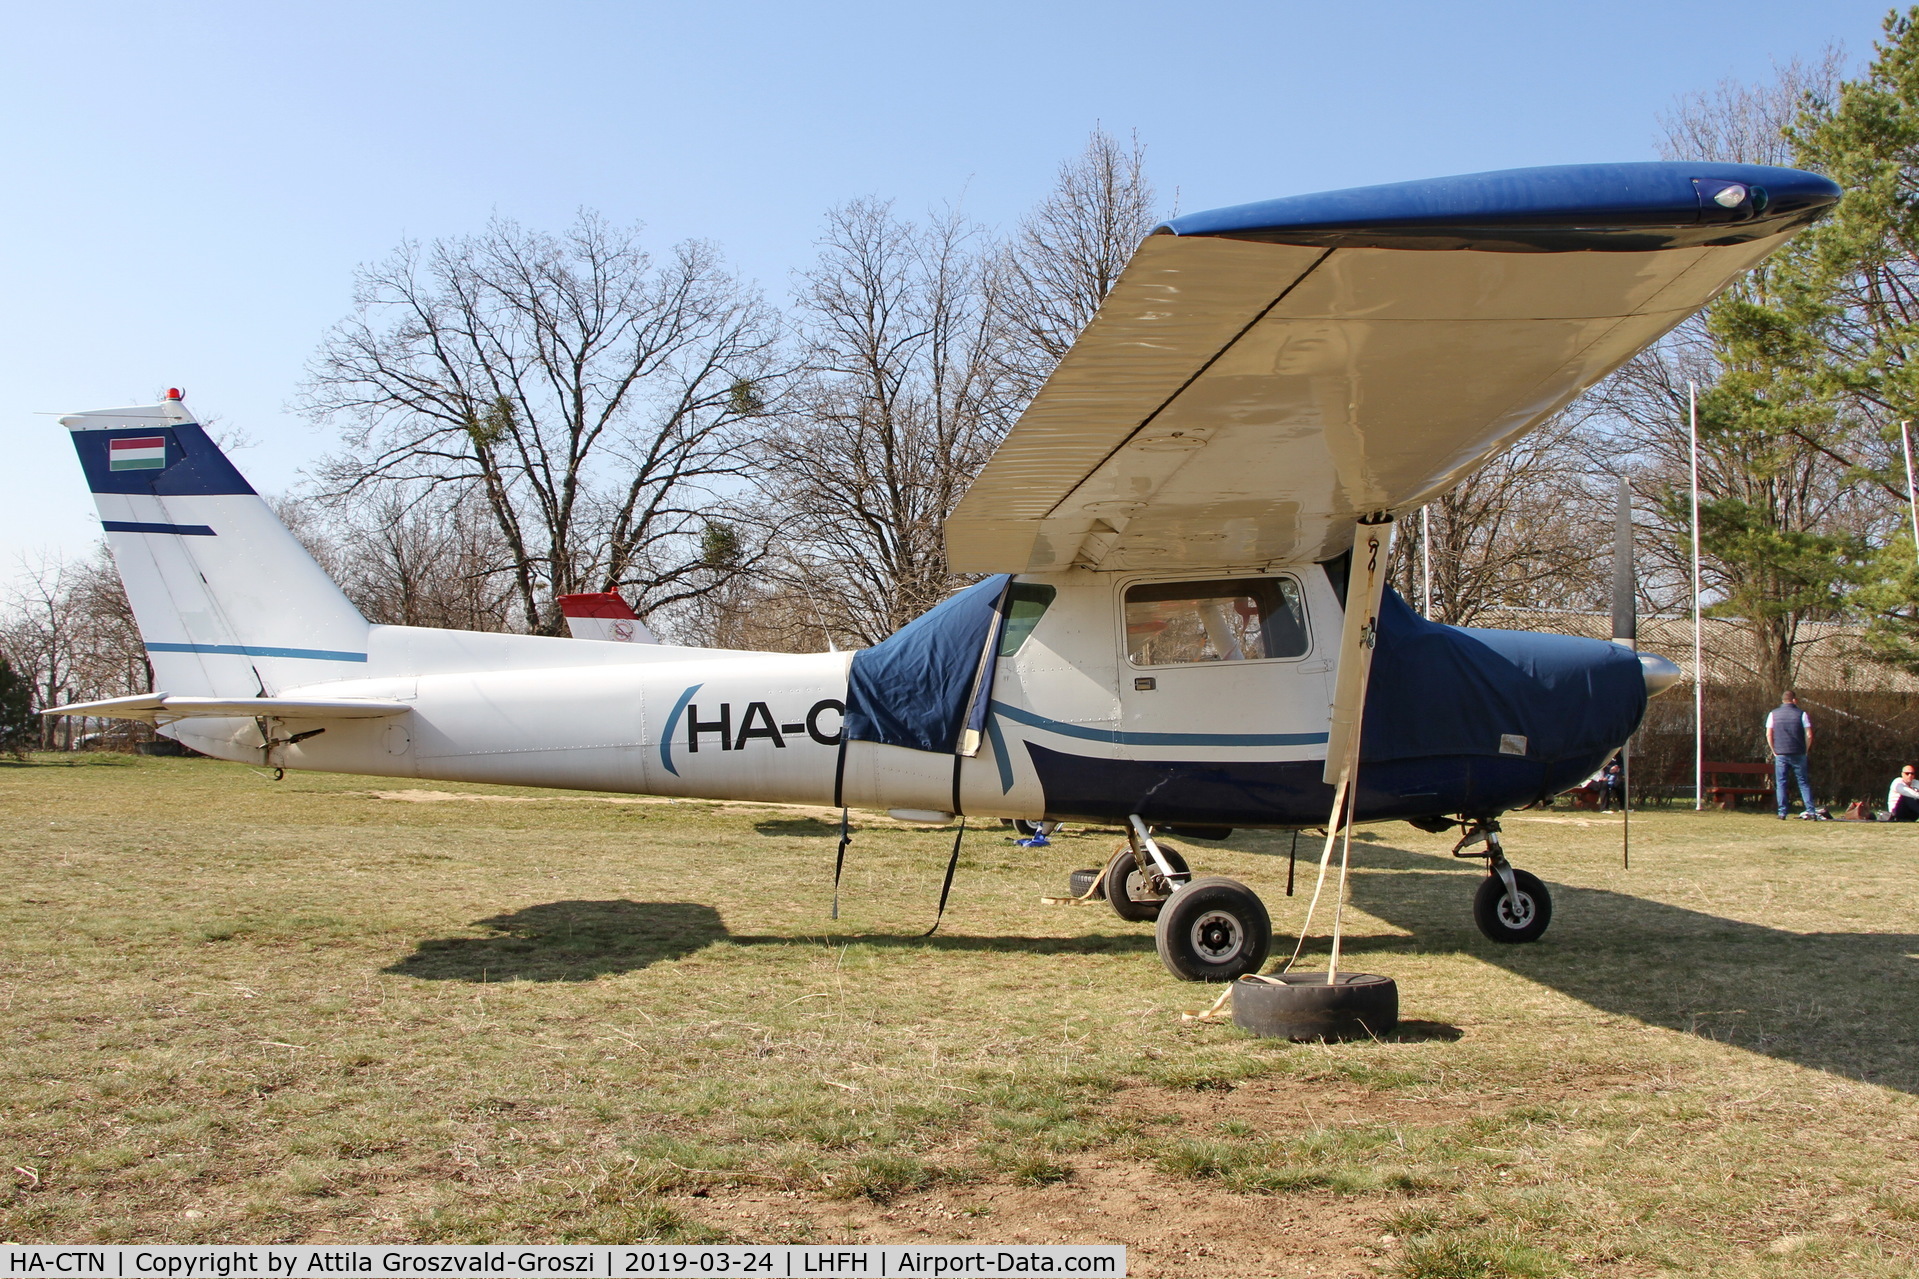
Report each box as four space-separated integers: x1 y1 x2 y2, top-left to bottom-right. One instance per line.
0 654 33 758
1774 7 1919 669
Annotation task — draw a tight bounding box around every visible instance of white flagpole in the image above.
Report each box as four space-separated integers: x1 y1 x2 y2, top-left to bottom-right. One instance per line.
1690 382 1704 813
1902 421 1918 565
1420 505 1433 617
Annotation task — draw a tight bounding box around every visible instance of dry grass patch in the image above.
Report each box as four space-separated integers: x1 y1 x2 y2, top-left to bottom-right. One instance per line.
3 755 1919 1275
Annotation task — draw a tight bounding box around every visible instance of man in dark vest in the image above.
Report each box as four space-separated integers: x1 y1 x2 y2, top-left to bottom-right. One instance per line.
1766 690 1821 820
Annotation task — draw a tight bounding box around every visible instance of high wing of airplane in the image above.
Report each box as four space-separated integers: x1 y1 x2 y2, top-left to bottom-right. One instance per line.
946 162 1836 574
42 162 1840 985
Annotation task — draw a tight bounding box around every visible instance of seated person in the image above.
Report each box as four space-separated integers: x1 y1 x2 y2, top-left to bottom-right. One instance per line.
1599 760 1623 812
1889 765 1919 822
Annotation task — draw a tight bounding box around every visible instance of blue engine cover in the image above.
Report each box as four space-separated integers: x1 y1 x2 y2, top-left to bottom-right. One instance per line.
1023 587 1646 827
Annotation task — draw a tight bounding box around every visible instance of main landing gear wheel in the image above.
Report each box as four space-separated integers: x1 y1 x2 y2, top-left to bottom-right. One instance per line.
1473 867 1552 943
1155 876 1272 982
1232 972 1399 1041
1103 844 1190 922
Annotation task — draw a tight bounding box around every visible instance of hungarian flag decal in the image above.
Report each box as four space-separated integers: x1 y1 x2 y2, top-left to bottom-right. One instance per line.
109 436 168 471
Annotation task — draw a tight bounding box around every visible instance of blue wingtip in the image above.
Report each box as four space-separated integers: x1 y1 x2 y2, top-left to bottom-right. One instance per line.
1160 161 1842 250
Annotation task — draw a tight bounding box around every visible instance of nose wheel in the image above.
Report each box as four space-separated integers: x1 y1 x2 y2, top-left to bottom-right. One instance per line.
1453 817 1553 943
1473 866 1552 942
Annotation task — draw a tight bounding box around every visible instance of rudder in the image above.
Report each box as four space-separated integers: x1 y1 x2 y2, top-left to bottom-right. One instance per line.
61 390 370 699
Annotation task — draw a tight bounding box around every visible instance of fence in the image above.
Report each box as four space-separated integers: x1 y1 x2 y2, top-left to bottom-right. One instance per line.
1635 682 1919 807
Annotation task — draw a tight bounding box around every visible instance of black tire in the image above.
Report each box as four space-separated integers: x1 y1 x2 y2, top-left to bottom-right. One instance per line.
1102 844 1190 922
1013 819 1044 837
1067 867 1100 898
1473 868 1552 943
1154 876 1272 982
1231 972 1398 1041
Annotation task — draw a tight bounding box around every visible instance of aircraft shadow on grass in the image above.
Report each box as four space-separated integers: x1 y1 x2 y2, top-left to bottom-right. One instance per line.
383 898 1156 985
1338 842 1919 1096
382 843 1919 1095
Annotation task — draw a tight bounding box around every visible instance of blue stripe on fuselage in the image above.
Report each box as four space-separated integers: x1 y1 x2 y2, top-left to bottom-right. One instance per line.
145 643 367 662
988 701 1329 748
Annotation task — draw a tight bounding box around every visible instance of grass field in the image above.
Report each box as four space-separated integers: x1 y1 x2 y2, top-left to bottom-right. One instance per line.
5 754 1919 1276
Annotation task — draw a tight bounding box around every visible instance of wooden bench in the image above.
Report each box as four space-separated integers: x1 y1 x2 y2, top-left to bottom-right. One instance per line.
1703 760 1771 810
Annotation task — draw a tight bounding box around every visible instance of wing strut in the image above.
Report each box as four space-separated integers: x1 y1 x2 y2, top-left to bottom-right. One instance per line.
1290 514 1396 982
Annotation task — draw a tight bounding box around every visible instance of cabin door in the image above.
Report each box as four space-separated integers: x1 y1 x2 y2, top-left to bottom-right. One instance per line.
1114 573 1334 751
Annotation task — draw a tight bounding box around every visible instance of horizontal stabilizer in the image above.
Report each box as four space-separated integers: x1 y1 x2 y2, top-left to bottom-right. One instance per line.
43 693 412 722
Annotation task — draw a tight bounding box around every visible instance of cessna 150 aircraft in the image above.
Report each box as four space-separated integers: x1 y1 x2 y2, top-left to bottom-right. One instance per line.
45 161 1840 982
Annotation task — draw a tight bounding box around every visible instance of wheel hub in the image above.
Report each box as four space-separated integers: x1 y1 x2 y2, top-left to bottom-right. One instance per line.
1125 869 1166 901
1190 909 1244 962
1497 890 1535 929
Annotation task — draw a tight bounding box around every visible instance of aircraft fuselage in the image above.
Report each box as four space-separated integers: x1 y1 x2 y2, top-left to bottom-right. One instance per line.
162 563 1632 830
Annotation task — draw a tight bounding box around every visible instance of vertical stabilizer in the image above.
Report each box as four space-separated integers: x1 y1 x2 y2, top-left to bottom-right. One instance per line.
60 390 369 698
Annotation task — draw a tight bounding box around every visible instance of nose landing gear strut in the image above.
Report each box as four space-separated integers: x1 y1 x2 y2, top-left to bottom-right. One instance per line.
1452 817 1553 944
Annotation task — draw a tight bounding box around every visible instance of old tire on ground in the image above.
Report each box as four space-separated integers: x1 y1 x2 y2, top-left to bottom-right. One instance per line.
1067 867 1100 897
1473 868 1552 943
1231 972 1398 1040
1154 876 1272 982
1103 844 1191 921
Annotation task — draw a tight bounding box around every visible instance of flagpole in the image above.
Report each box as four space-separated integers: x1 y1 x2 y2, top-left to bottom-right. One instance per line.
1420 505 1433 617
1690 382 1704 814
1903 421 1918 565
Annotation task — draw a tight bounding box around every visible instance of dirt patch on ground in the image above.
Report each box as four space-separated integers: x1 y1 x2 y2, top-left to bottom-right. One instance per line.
678 1163 1393 1277
1119 1076 1478 1134
665 1079 1491 1274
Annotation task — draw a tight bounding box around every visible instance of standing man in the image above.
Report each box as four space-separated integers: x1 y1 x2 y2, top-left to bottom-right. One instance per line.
1766 690 1821 820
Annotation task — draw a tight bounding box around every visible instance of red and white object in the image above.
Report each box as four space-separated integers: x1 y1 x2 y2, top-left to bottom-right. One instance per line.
557 593 658 644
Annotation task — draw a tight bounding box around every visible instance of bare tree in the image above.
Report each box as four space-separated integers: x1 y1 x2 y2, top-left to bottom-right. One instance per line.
1394 414 1608 627
993 127 1158 403
299 212 783 635
0 551 151 748
1 556 83 747
752 201 1013 644
290 486 526 631
1657 49 1846 167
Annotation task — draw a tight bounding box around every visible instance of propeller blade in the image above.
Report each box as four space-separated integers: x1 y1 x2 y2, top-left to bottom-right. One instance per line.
1612 476 1635 870
1612 477 1637 647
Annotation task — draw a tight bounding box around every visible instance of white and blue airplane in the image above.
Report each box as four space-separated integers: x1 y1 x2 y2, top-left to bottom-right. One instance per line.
44 161 1840 983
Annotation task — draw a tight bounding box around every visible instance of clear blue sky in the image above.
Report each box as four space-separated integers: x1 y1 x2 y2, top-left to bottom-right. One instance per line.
1 0 1893 571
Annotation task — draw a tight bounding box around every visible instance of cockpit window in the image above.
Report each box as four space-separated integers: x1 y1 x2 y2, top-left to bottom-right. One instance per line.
998 582 1057 656
1124 577 1308 666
